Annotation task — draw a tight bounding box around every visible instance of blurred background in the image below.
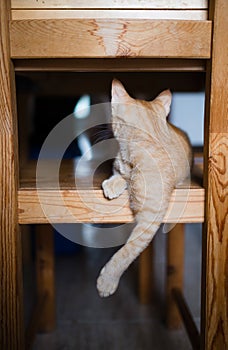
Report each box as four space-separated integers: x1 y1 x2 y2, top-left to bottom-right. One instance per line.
17 71 204 350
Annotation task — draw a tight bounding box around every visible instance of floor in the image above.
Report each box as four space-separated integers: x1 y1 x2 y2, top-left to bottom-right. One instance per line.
24 223 202 350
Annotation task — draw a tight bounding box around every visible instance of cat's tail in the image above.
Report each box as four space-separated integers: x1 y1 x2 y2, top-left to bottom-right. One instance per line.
96 202 170 297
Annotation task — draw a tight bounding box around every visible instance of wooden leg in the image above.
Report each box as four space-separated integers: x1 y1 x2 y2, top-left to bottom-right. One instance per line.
35 225 56 332
21 226 32 265
166 224 184 329
0 2 24 348
138 242 153 304
202 1 228 348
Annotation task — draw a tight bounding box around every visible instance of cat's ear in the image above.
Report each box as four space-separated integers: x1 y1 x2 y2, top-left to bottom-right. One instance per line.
156 89 172 116
112 79 131 103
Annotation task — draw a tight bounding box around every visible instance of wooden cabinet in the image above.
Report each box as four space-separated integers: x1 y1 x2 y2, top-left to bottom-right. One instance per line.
0 1 227 349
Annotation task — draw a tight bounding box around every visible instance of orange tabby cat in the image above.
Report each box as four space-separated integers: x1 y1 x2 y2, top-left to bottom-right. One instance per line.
97 79 192 297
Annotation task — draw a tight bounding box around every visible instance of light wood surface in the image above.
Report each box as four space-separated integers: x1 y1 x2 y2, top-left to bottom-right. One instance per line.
1 0 226 348
35 225 56 332
18 160 204 224
0 1 24 349
202 0 228 349
11 9 207 20
166 224 184 329
10 19 212 59
18 187 205 224
11 0 208 9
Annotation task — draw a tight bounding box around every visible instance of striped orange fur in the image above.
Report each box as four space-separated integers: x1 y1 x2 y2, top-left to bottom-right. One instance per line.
97 79 192 297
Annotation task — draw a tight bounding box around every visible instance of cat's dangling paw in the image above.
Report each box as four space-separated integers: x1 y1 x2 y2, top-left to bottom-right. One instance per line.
97 266 120 297
102 175 127 200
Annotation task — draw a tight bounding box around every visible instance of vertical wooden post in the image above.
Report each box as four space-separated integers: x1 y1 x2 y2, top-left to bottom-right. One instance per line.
139 242 153 304
0 1 24 349
17 87 35 265
36 225 56 332
202 0 228 349
166 224 184 329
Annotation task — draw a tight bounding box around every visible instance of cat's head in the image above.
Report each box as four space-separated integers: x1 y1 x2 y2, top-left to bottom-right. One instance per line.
111 79 172 139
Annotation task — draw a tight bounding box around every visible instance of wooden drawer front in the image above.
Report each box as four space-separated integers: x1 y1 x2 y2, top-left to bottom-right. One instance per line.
10 19 211 59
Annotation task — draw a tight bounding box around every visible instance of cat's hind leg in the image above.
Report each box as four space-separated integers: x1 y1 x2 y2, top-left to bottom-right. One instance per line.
102 174 127 199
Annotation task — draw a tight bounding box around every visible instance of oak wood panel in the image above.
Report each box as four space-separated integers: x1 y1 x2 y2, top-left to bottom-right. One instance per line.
18 160 204 224
202 0 228 349
203 133 228 349
0 1 24 349
10 19 212 59
11 9 207 20
18 187 204 224
166 224 184 329
11 0 208 9
14 58 206 72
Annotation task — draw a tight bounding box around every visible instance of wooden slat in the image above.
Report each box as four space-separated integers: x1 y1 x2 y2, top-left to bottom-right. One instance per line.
25 293 47 350
0 1 24 349
139 242 153 304
172 288 200 350
18 187 204 224
10 19 212 59
11 9 208 20
35 225 56 332
14 58 206 72
18 160 204 224
202 0 228 349
166 224 184 329
11 0 208 10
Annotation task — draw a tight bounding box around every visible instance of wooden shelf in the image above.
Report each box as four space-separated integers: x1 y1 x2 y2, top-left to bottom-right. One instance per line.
10 19 211 59
18 159 204 224
12 9 208 21
11 0 208 9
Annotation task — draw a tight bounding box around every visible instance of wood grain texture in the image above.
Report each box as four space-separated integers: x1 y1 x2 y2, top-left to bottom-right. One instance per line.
203 134 228 349
202 0 228 348
18 187 205 224
0 1 24 349
166 224 184 329
11 9 208 20
18 160 204 224
11 0 208 9
35 225 56 332
10 19 212 59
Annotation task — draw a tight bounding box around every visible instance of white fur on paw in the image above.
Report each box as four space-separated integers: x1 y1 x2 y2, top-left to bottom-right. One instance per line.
102 177 126 200
102 179 119 199
97 267 119 297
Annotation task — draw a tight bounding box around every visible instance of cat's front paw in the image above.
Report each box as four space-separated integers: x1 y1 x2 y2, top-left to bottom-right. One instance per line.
102 179 118 199
102 176 127 200
97 266 120 297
